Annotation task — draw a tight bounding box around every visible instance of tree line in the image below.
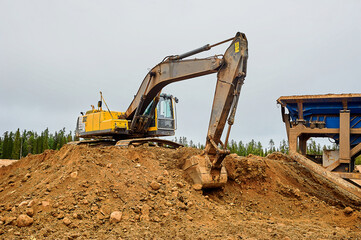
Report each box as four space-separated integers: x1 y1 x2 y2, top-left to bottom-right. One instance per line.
175 136 337 157
0 128 76 160
0 129 354 162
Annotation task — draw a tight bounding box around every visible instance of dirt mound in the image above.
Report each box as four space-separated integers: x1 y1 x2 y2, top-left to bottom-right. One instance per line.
0 145 361 239
0 160 17 167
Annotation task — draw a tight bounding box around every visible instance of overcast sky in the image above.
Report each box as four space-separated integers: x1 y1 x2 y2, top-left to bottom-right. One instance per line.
1 0 360 147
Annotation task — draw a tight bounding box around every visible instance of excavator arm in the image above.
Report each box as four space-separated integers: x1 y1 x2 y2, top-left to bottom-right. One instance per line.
126 32 248 188
125 58 222 119
205 33 247 168
125 57 223 133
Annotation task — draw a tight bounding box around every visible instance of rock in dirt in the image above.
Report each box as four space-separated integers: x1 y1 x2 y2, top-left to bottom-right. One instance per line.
63 217 72 226
22 173 31 182
156 176 164 182
70 171 78 179
149 181 161 190
193 184 202 191
140 204 151 221
18 201 29 207
16 214 33 227
27 200 37 207
152 216 161 222
26 208 34 217
344 207 354 215
3 216 16 225
4 204 12 211
110 211 122 223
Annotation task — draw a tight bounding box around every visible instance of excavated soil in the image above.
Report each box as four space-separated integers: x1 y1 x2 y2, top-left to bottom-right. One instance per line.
1 145 361 239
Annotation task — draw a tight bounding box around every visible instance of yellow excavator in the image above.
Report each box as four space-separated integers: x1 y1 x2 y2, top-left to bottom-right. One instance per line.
75 32 248 188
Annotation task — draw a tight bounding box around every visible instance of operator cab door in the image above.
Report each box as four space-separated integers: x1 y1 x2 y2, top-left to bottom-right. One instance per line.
157 95 176 130
143 93 177 137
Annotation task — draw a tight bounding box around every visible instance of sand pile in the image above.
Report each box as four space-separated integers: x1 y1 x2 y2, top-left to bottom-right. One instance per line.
0 144 361 239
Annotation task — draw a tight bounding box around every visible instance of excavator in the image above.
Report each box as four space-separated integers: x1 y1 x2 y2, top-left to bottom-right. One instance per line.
75 32 248 188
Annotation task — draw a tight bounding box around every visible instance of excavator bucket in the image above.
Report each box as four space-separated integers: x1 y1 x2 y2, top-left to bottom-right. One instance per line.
183 154 227 189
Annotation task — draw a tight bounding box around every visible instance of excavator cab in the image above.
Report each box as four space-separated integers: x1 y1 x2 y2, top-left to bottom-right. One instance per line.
144 93 178 137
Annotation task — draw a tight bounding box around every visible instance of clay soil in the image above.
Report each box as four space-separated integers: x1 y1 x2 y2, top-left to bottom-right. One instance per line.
1 144 361 239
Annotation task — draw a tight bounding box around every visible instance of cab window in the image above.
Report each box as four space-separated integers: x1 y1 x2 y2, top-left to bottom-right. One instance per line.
158 98 173 119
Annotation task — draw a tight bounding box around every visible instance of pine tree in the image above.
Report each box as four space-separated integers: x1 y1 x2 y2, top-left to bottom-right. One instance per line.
62 135 67 147
2 132 9 158
279 139 289 154
264 148 268 156
12 129 21 159
237 140 246 156
48 133 54 150
268 139 275 153
52 131 58 150
8 132 14 159
56 128 65 149
67 131 73 143
36 135 42 154
43 128 49 151
22 138 28 157
307 138 317 154
229 139 237 154
21 130 29 157
182 137 188 147
257 141 263 156
246 139 256 155
317 143 322 155
28 132 35 154
6 132 12 158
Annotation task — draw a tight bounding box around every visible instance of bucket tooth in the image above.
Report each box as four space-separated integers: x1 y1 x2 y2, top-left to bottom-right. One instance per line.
183 154 227 189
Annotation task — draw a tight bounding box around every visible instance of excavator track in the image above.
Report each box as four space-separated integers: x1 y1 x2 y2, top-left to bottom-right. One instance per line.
68 139 116 146
116 138 183 149
69 138 183 149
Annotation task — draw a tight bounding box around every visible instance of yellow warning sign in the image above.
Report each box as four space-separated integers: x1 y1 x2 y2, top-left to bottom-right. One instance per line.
235 41 239 53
